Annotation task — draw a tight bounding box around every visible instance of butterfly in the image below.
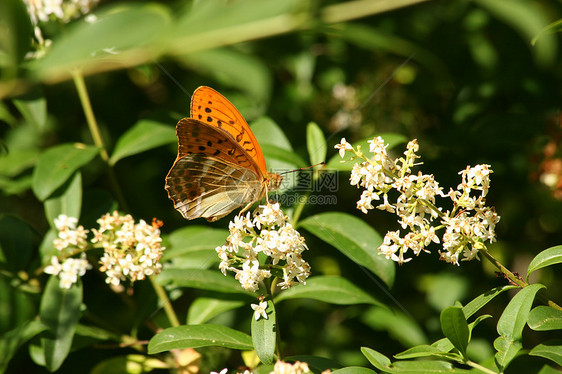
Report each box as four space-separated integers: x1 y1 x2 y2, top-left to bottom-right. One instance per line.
165 86 283 222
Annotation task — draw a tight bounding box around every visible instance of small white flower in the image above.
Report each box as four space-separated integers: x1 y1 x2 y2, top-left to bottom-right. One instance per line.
334 138 353 158
54 214 78 231
251 301 268 321
210 369 228 374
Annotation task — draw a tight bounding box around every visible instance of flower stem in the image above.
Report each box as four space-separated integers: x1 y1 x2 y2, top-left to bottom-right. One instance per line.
479 247 562 311
465 360 498 374
149 275 181 327
71 69 130 212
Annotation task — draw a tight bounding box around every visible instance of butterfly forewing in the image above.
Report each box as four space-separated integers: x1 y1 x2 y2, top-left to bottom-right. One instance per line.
190 86 268 174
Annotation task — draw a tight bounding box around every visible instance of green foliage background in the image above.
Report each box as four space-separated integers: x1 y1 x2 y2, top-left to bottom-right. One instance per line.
1 0 562 372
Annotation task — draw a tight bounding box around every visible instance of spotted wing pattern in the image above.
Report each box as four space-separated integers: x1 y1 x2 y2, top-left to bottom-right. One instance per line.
165 118 266 221
190 86 268 175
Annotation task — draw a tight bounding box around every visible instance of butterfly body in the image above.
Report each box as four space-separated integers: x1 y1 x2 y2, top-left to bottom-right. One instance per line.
165 87 282 222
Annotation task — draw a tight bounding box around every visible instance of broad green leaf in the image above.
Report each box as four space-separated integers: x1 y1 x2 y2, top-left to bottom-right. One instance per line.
261 144 306 169
0 277 36 334
529 340 562 366
275 276 383 307
527 246 562 280
12 90 47 130
494 336 522 371
0 215 35 272
326 133 408 171
462 285 515 319
32 4 171 80
361 307 427 347
0 148 39 178
32 143 99 201
299 212 394 287
528 306 562 331
44 172 82 229
431 316 492 353
148 324 253 353
0 0 32 78
307 122 327 166
474 0 556 67
74 324 120 342
109 119 176 165
251 300 276 365
440 306 469 356
177 48 271 101
163 226 228 260
251 117 293 151
533 19 562 45
538 365 562 374
497 283 545 340
332 368 376 374
91 354 169 374
394 345 451 359
156 268 251 295
187 296 246 325
0 320 47 373
391 360 463 371
39 276 83 372
361 347 391 371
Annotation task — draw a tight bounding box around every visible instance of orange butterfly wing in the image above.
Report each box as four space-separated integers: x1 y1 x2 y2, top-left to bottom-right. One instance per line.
190 86 268 176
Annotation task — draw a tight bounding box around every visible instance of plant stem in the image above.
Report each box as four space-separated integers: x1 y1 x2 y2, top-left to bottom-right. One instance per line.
479 247 562 311
290 190 310 227
465 360 498 374
71 69 130 212
149 275 180 327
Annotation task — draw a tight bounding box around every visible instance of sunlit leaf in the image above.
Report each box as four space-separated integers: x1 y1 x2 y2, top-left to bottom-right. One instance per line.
527 246 562 280
300 212 394 287
251 299 276 365
148 324 253 353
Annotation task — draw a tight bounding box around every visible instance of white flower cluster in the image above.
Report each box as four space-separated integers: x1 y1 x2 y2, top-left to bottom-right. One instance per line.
45 214 91 289
45 212 165 289
211 360 315 374
22 0 99 24
216 203 310 292
93 211 165 286
336 138 500 265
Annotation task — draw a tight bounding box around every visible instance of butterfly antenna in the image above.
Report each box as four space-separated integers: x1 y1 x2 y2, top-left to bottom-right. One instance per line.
279 162 325 176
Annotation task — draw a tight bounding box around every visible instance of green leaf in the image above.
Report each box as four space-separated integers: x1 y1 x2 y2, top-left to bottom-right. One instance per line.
332 368 377 374
361 307 427 347
494 336 523 371
32 4 172 80
497 283 545 340
528 306 562 331
0 0 32 78
32 143 99 201
532 19 562 45
432 315 492 353
156 268 251 295
394 345 450 359
261 144 307 169
529 340 562 366
299 212 394 287
0 320 48 373
251 299 276 365
526 245 562 281
0 148 40 178
12 90 47 130
275 276 383 306
462 285 515 319
251 117 293 151
91 354 168 374
148 324 253 353
109 118 176 165
474 0 556 67
39 276 83 372
187 296 245 325
0 277 36 333
307 122 327 166
0 215 36 272
163 226 228 261
176 48 271 101
440 306 469 356
326 133 408 171
360 347 391 371
44 172 82 230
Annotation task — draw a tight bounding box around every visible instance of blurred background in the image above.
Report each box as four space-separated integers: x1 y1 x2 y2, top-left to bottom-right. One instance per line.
1 0 561 372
